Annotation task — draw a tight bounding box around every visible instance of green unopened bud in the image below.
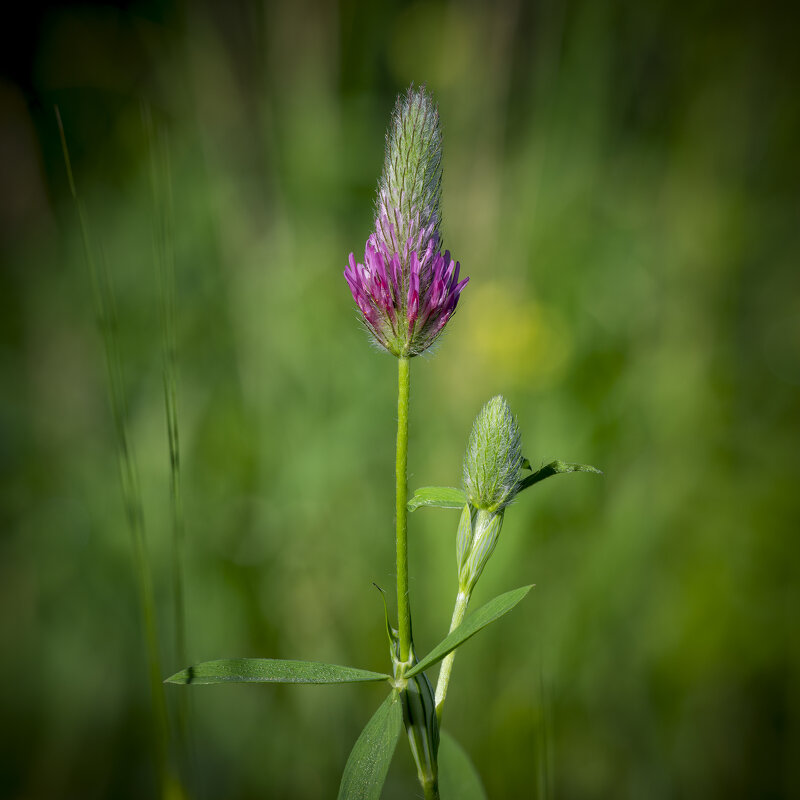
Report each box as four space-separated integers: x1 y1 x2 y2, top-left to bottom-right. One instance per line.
389 639 439 794
400 667 439 793
463 396 523 512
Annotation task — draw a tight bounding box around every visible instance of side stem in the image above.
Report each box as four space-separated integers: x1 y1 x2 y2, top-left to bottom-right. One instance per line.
396 356 412 664
434 590 470 721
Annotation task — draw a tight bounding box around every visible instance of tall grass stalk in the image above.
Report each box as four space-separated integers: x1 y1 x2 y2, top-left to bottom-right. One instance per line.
143 105 190 759
56 107 175 800
536 672 554 800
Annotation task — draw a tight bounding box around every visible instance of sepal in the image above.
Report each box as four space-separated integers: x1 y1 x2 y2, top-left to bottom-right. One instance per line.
458 508 504 595
455 504 474 579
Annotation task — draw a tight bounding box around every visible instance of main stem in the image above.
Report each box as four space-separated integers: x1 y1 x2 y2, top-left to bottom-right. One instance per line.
396 357 440 800
396 356 412 664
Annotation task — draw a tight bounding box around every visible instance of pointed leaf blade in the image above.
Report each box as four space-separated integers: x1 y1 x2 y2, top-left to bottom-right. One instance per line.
439 730 487 800
517 460 602 493
165 659 390 685
406 585 533 677
373 583 400 656
408 486 467 512
338 691 403 800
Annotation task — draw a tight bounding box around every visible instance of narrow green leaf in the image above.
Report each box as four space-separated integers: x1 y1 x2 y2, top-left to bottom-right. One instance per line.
407 486 467 512
338 691 403 800
373 583 400 657
165 659 389 685
438 730 487 800
516 460 602 493
406 585 533 678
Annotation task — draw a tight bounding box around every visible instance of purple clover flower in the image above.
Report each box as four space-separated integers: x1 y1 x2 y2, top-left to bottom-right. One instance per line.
344 232 467 357
345 86 468 357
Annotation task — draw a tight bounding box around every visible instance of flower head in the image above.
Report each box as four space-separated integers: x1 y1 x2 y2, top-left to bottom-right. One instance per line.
344 85 468 357
463 396 523 512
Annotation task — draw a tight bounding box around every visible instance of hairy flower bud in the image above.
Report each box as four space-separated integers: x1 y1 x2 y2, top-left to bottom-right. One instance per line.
377 86 442 260
344 85 468 357
463 396 523 512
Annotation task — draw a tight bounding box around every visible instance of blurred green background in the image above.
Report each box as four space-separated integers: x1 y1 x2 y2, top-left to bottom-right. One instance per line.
1 0 799 797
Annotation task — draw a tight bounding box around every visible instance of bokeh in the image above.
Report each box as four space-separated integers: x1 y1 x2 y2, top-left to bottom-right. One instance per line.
1 0 799 797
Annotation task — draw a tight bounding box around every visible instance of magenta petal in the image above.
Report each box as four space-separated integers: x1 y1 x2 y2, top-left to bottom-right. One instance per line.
374 251 390 290
435 311 451 333
344 272 359 298
356 296 376 323
389 254 402 304
443 257 457 285
434 278 447 307
365 243 383 276
407 268 420 327
408 266 420 303
407 291 419 326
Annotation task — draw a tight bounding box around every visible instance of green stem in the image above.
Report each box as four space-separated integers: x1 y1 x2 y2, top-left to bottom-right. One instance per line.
396 356 411 664
434 590 470 722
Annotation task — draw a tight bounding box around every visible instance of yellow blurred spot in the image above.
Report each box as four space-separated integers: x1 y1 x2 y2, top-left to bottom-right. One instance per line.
163 774 188 800
454 283 571 389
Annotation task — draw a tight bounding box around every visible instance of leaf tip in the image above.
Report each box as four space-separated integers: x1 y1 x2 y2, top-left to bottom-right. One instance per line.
164 666 195 685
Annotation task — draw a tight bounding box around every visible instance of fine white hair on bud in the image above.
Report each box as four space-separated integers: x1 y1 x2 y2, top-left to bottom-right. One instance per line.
378 84 443 257
463 396 523 512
